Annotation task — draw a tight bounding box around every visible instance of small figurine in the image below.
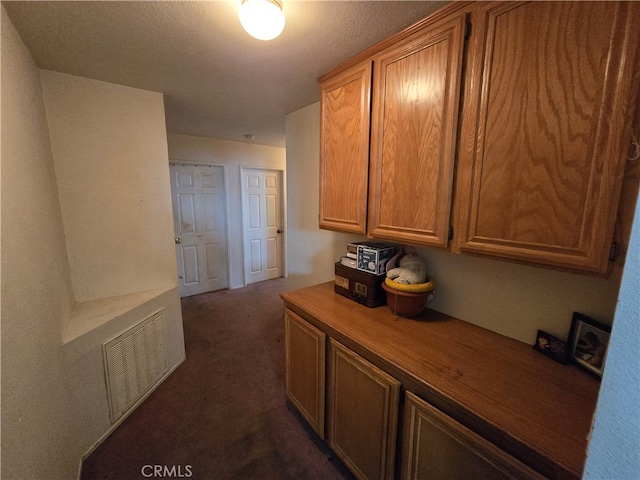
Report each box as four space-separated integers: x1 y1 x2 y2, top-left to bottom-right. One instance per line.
386 252 427 285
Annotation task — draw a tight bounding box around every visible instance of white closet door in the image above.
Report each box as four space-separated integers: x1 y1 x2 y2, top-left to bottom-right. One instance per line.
170 164 229 297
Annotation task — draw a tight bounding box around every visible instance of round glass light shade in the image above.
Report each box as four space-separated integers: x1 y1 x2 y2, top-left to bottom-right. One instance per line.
239 0 285 41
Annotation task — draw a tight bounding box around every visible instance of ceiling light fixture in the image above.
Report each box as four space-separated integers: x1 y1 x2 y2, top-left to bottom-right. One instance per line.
239 0 285 41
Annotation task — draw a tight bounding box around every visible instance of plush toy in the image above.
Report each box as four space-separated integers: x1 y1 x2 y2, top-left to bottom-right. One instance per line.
386 253 427 284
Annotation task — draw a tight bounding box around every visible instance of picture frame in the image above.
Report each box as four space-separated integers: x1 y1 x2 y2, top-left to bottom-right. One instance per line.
568 312 611 378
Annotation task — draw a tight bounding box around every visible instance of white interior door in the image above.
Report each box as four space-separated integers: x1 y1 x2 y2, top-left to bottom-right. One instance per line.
170 164 229 297
242 168 283 284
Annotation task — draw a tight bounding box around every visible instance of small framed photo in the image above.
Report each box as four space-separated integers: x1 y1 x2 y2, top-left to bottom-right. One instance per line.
533 330 567 364
568 312 611 378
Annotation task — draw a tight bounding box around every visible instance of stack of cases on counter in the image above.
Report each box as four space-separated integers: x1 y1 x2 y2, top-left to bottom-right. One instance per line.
335 242 396 307
338 242 360 269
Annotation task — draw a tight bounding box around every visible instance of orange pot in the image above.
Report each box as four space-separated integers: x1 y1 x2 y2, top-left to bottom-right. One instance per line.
381 281 430 317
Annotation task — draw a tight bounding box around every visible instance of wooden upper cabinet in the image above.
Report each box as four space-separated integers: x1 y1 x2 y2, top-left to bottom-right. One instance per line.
368 12 467 246
454 1 640 272
319 61 372 234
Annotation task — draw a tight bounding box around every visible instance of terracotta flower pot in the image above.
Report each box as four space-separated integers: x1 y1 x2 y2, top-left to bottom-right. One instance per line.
381 281 430 317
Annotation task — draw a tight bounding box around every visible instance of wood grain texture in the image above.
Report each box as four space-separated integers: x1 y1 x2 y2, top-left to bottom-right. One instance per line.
611 88 640 281
319 61 372 234
402 391 544 480
317 2 472 85
327 338 400 480
285 310 326 438
368 12 466 246
282 282 600 479
454 1 640 272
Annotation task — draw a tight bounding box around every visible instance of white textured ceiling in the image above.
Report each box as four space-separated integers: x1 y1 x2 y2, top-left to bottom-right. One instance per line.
3 1 448 147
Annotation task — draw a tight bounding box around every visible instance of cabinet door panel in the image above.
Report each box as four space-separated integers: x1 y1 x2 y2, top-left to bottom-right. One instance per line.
368 13 466 246
319 61 372 234
455 1 640 272
327 339 400 480
285 310 326 438
402 392 544 480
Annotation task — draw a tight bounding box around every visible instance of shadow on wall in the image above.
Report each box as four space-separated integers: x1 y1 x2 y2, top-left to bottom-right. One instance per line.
286 232 364 291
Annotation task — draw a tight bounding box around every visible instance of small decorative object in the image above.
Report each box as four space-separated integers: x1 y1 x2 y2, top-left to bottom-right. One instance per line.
383 248 434 317
567 312 611 378
382 281 435 317
386 253 427 284
533 330 567 364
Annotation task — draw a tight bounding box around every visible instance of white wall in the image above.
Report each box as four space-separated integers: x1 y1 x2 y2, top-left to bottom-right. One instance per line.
1 9 185 478
584 196 640 479
284 103 363 289
62 287 185 458
167 133 286 289
284 102 622 344
1 7 78 478
41 71 178 303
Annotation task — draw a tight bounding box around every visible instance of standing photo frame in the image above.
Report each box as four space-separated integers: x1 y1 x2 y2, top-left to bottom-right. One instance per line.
568 312 611 378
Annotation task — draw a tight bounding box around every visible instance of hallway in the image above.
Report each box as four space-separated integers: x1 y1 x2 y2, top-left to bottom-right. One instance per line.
81 279 353 479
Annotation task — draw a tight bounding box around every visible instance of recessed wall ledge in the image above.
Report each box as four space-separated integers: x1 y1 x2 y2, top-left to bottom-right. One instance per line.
62 287 175 345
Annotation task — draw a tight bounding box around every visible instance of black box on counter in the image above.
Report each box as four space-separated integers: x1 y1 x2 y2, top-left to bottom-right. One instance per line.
334 261 386 308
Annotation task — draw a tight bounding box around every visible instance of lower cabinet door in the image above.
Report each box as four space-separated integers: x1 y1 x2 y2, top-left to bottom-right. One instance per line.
327 339 400 480
402 392 544 480
284 309 326 438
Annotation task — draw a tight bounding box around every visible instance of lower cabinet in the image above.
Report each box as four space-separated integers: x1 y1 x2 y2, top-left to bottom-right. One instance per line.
284 310 326 438
285 309 545 480
402 392 543 480
327 339 400 480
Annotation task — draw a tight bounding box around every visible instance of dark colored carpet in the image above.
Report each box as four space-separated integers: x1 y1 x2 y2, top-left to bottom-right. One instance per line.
81 279 353 480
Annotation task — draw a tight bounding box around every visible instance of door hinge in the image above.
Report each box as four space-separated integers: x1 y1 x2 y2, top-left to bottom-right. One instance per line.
465 21 472 40
609 241 619 262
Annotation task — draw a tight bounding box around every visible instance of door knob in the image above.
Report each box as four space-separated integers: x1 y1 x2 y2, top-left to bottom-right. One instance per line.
277 229 282 234
175 238 181 244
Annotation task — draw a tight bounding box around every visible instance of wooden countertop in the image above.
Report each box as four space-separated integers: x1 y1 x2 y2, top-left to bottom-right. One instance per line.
281 282 600 480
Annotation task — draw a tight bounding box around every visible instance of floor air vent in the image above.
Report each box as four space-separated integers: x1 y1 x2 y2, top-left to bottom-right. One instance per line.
103 309 168 423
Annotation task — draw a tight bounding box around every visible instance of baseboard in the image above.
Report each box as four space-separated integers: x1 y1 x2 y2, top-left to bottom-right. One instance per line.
76 355 187 480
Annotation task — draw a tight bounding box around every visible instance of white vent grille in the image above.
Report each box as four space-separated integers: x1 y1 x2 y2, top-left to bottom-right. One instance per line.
103 309 168 423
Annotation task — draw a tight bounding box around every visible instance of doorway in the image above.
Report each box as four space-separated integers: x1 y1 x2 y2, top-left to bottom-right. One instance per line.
241 168 284 285
170 164 229 297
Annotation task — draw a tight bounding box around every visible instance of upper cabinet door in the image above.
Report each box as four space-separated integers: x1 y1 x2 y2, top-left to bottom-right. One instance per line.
368 12 467 247
319 61 372 235
454 1 640 273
